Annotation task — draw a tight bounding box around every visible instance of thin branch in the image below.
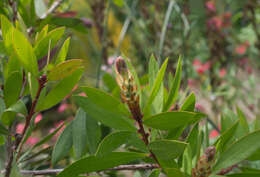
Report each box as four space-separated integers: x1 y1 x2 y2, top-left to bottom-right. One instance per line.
40 0 63 19
0 164 159 176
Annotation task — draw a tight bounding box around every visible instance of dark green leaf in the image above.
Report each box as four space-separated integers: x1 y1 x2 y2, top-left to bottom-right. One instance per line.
165 168 185 177
74 96 136 132
143 111 204 130
213 130 260 172
149 139 187 160
180 92 195 112
72 108 87 158
187 123 199 157
4 71 23 107
52 122 73 165
0 123 8 135
57 152 147 177
50 17 88 33
149 169 160 177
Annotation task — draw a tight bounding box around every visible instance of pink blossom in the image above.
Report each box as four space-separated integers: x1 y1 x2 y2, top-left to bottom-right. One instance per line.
188 79 196 87
195 103 204 111
195 61 211 75
219 68 227 78
78 92 87 97
34 114 42 124
108 56 116 65
16 123 25 134
207 17 223 31
58 103 69 113
246 66 253 74
26 137 39 146
192 59 201 66
205 1 216 13
209 130 219 139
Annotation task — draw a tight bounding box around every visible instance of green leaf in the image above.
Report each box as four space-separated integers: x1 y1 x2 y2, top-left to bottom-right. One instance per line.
85 113 101 154
102 73 119 92
164 57 181 111
50 17 89 33
0 123 8 135
96 131 133 156
180 93 195 111
215 121 239 153
213 130 260 172
34 0 47 18
34 27 65 59
237 107 249 134
227 173 260 177
143 111 204 130
12 28 39 76
56 37 71 64
74 96 136 132
187 123 199 157
36 69 83 111
149 169 160 177
1 99 28 125
52 122 73 165
149 139 187 160
144 58 168 115
72 108 87 159
4 71 23 107
1 15 14 54
33 122 64 149
35 24 48 43
57 152 147 177
28 72 39 100
48 59 83 81
148 54 159 89
165 168 185 177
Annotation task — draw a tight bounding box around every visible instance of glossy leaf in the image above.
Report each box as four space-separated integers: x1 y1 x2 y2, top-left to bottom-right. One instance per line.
143 111 204 130
12 28 39 76
56 37 71 64
57 152 147 177
34 27 65 59
213 130 260 172
48 59 83 81
52 122 73 165
36 69 83 111
72 108 87 158
149 139 187 160
164 57 181 111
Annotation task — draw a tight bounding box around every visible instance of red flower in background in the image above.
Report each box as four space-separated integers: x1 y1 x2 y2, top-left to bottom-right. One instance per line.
235 41 250 55
193 59 211 75
209 130 219 139
219 68 227 78
205 1 216 13
207 16 223 31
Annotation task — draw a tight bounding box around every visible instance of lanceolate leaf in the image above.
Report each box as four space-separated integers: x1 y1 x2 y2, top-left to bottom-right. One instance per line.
149 139 187 160
1 15 14 54
213 130 260 172
12 29 39 76
144 58 168 115
143 111 204 130
57 152 147 177
36 69 83 111
48 59 83 81
74 96 136 132
72 108 87 159
56 37 71 64
34 27 65 59
164 57 181 111
52 122 73 165
180 93 195 112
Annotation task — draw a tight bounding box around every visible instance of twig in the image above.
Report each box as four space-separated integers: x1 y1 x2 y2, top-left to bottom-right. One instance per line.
217 164 238 175
8 0 17 22
95 0 111 88
40 0 63 19
158 0 175 65
0 164 159 176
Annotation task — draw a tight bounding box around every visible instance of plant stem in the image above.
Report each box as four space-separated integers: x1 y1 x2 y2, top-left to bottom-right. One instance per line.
158 0 175 65
95 0 111 88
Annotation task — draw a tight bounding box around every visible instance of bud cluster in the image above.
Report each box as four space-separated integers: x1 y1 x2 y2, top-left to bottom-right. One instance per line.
192 146 216 177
